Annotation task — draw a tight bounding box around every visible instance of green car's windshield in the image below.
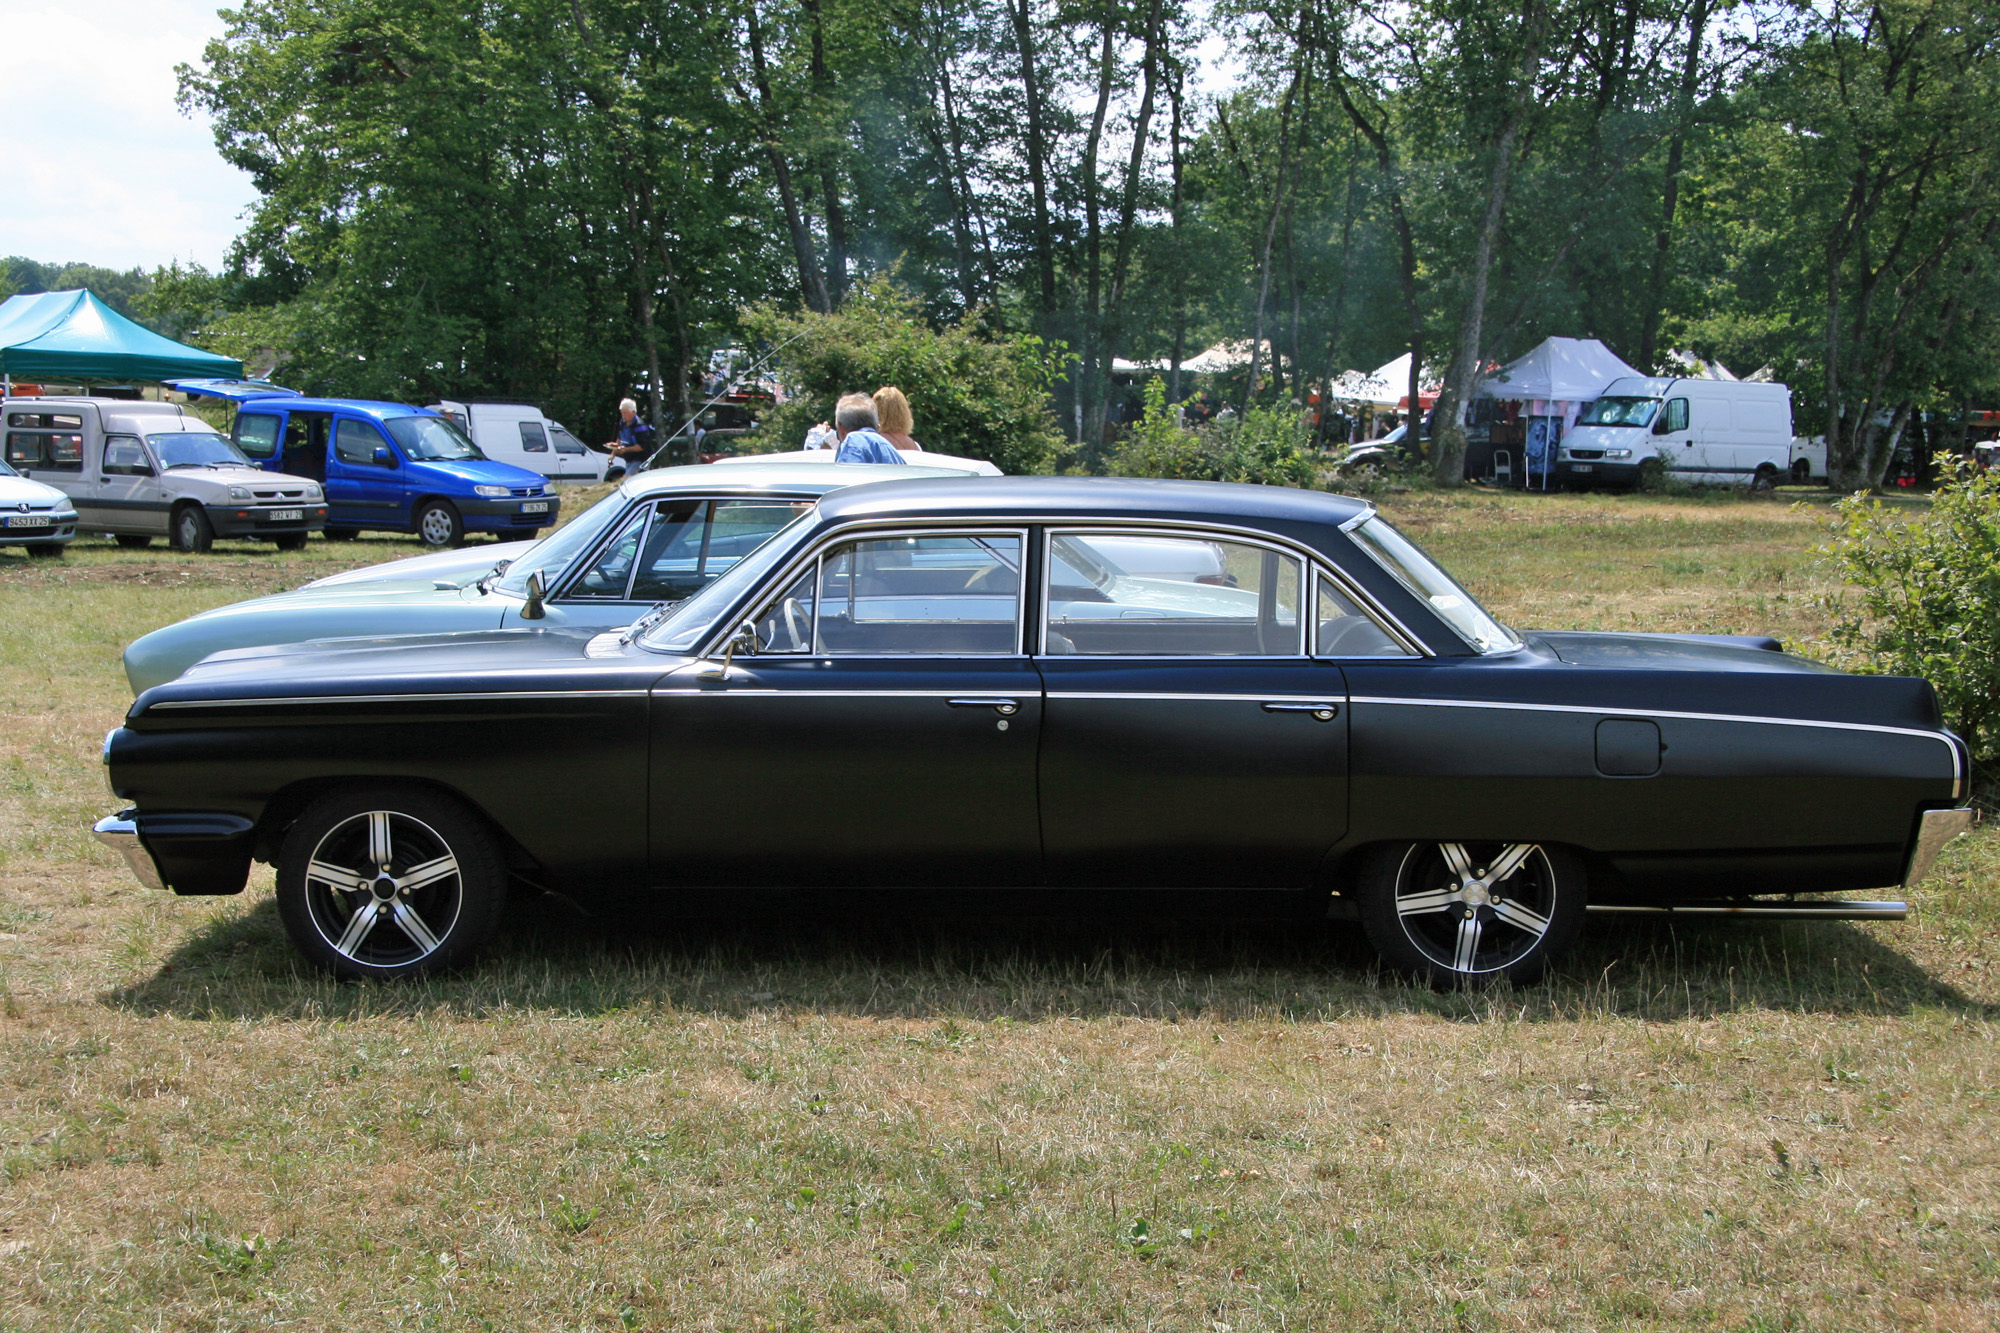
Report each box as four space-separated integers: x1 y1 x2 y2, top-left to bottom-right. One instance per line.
1579 396 1659 427
1348 514 1518 653
0 456 18 478
641 506 821 653
385 415 485 461
152 433 255 469
495 489 633 595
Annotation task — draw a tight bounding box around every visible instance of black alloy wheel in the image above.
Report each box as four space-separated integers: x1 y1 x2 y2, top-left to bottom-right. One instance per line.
415 500 464 549
115 534 152 549
170 504 214 554
273 532 309 552
276 787 507 979
1357 841 1585 987
323 526 359 541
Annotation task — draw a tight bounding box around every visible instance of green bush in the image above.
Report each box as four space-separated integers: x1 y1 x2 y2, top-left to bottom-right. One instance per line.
1109 378 1319 489
739 279 1065 475
1821 457 2000 763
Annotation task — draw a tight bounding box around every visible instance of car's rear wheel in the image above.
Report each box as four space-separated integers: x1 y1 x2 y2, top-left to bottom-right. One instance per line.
1751 463 1779 492
115 535 152 549
276 787 507 979
1356 841 1585 987
170 504 214 554
323 526 359 541
1791 459 1811 485
415 500 464 549
272 532 308 552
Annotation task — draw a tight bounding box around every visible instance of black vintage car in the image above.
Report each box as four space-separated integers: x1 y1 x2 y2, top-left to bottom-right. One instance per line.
95 478 1972 985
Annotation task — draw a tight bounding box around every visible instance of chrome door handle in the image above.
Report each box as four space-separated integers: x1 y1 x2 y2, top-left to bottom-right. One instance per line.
948 697 1020 715
1262 701 1339 720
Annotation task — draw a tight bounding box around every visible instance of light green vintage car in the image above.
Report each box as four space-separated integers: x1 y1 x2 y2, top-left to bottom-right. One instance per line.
123 460 980 694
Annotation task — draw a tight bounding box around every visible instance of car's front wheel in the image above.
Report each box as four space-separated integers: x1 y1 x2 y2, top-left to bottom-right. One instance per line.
415 500 463 549
272 532 309 552
276 787 507 979
170 504 213 554
115 535 152 549
1356 841 1585 987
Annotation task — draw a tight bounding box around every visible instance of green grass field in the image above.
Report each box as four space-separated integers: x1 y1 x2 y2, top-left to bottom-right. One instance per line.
1 488 1995 1331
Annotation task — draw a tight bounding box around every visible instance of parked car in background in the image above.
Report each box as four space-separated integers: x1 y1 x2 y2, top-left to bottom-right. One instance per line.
167 380 556 548
4 396 325 552
98 476 1969 985
0 452 78 557
121 459 981 693
429 400 607 486
1560 378 1797 488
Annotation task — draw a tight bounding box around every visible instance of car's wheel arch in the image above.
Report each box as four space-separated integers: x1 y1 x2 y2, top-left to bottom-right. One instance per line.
253 776 542 881
410 494 460 525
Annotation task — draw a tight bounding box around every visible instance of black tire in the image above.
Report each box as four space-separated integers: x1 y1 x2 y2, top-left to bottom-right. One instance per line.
1356 841 1586 987
114 534 152 550
170 504 214 554
26 544 63 559
272 532 309 552
1636 456 1666 492
1791 459 1811 485
276 786 507 980
323 526 359 542
1750 463 1779 492
415 500 464 549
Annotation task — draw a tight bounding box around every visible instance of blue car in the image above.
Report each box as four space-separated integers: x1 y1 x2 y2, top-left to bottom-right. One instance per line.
166 380 557 547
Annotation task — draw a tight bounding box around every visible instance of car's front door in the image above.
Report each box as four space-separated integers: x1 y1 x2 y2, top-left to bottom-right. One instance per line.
1033 529 1351 888
329 416 405 527
647 529 1043 887
97 434 169 535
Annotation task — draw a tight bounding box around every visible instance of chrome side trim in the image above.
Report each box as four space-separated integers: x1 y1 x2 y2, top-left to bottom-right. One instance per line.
1347 695 1965 788
1588 900 1908 920
149 689 653 710
1048 691 1347 703
1903 807 1975 888
93 815 164 891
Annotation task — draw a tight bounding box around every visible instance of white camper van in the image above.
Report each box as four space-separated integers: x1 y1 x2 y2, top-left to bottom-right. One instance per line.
429 400 606 485
1559 378 1814 488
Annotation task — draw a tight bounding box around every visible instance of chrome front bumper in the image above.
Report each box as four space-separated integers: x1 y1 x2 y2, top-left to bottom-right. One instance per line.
93 813 164 891
1903 807 1976 889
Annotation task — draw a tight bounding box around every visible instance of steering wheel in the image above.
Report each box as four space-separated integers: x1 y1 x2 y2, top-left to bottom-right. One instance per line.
782 596 808 651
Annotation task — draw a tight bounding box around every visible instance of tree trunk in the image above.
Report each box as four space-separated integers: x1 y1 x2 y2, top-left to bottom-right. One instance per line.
1244 65 1304 415
1333 79 1423 450
1637 0 1709 369
801 0 847 303
1009 0 1056 316
1167 65 1188 404
1103 0 1163 422
1078 23 1117 450
745 0 830 313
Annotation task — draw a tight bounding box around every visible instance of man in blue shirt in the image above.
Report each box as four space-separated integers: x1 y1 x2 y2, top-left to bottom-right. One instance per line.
605 397 658 474
832 393 910 465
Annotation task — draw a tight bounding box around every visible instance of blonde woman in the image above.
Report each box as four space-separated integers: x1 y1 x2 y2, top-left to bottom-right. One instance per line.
872 386 923 452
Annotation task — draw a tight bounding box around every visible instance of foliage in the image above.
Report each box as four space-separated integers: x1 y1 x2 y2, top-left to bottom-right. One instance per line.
1822 459 2000 763
740 278 1065 474
1109 375 1318 488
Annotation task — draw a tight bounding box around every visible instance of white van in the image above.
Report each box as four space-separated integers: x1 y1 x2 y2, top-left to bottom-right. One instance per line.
1559 378 1808 487
430 400 606 485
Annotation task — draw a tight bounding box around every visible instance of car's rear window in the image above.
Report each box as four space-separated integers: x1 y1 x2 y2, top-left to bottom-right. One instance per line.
1348 515 1518 653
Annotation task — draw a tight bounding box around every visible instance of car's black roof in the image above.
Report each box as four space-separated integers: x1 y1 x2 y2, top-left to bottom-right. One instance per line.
817 475 1373 529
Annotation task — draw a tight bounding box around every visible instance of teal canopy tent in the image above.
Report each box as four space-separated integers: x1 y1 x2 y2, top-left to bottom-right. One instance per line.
0 289 241 383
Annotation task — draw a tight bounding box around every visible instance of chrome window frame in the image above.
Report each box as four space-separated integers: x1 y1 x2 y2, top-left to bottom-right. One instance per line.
744 525 1031 660
543 490 824 607
1040 525 1312 659
1309 566 1420 659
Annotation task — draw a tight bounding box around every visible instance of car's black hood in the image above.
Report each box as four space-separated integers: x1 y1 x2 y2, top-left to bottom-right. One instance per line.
1528 630 1836 673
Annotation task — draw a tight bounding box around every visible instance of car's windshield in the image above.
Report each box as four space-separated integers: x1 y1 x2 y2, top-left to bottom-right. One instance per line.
384 415 485 461
151 432 255 469
494 489 633 595
0 456 18 479
640 507 821 653
1348 514 1519 653
1580 396 1659 427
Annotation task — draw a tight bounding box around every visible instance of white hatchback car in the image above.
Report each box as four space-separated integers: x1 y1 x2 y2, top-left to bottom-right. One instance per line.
0 454 78 557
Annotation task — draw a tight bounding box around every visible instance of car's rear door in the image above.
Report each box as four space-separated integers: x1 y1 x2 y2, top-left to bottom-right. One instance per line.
647 528 1043 886
1033 528 1351 888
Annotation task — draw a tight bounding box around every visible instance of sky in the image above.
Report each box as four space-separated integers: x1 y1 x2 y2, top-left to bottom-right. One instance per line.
0 0 256 273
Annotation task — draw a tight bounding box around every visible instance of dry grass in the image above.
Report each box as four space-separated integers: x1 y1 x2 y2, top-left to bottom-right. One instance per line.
1 492 1997 1331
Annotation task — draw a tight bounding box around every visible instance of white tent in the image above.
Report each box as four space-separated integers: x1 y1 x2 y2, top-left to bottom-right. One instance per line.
1333 352 1438 406
1479 337 1639 402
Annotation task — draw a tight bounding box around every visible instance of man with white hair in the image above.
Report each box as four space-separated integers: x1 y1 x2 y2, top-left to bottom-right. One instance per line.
831 392 909 465
604 397 657 474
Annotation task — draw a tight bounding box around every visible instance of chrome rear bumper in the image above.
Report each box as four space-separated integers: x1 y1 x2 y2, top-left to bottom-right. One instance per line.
93 813 164 891
1903 808 1976 889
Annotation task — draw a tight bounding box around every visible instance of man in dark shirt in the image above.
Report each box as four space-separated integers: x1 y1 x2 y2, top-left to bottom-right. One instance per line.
605 397 657 474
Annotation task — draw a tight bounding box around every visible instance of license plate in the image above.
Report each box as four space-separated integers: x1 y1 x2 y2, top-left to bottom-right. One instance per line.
521 501 550 513
4 514 53 528
1569 464 1594 473
266 509 304 522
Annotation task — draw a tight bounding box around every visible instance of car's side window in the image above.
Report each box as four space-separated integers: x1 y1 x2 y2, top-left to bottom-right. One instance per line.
1042 530 1302 656
629 499 809 603
1660 398 1689 433
334 418 383 465
235 413 281 460
551 426 586 456
5 431 84 472
565 505 652 599
518 421 549 453
754 531 1024 655
1314 571 1413 657
102 436 151 477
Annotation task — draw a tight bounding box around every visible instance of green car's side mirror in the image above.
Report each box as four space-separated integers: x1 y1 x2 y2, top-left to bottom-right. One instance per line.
698 621 758 681
521 570 546 620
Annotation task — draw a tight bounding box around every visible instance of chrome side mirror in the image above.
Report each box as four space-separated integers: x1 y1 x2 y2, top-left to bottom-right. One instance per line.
698 621 758 681
521 570 546 620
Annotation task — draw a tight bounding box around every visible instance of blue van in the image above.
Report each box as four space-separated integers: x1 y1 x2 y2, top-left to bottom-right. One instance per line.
166 380 558 547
